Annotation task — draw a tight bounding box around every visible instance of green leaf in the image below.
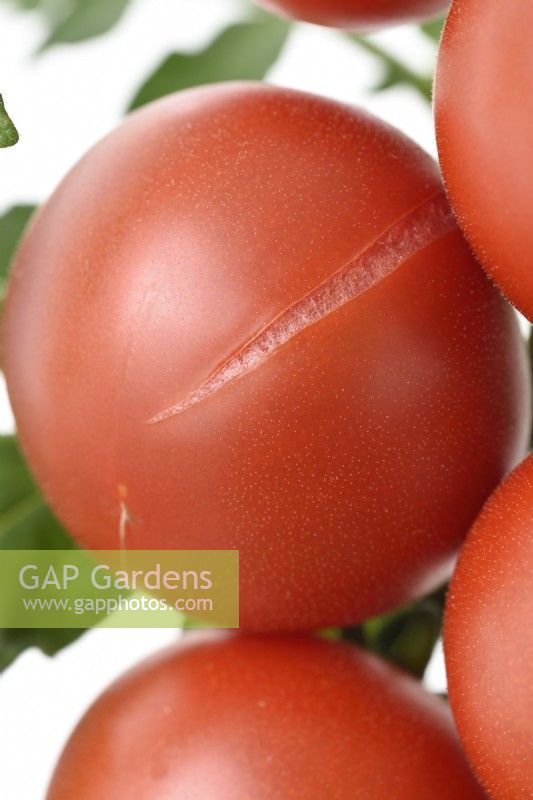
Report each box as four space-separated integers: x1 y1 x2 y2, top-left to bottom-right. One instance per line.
337 587 446 678
0 0 42 10
0 435 75 550
129 18 290 112
346 34 434 104
0 627 83 671
1 0 80 24
41 0 130 49
0 436 83 670
0 95 19 148
420 16 446 44
0 206 35 309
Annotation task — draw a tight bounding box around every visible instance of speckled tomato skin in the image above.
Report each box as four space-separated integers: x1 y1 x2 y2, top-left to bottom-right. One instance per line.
445 454 533 800
435 0 533 322
2 83 530 630
257 0 449 29
47 635 486 799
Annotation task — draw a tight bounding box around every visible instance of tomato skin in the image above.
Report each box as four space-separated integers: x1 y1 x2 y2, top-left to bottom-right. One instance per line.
2 83 530 631
435 0 533 322
256 0 449 29
47 635 485 799
445 454 533 800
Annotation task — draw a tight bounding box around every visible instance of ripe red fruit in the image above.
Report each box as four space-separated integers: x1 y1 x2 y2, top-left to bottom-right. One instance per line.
47 635 485 799
445 454 533 800
2 83 530 630
256 0 449 29
435 0 533 322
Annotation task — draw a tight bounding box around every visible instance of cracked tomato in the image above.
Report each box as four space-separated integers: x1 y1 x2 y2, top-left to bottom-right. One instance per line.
2 83 530 630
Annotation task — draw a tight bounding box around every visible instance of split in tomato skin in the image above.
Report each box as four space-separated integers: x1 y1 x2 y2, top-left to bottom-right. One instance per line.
256 0 449 30
2 82 531 631
435 0 533 323
46 635 486 799
445 453 533 800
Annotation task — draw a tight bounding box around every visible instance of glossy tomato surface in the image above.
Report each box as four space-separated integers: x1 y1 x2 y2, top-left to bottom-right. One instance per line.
2 83 530 630
47 635 485 799
435 0 533 322
256 0 448 29
445 454 533 800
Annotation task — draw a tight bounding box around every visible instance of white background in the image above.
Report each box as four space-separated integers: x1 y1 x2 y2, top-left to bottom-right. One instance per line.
0 2 445 797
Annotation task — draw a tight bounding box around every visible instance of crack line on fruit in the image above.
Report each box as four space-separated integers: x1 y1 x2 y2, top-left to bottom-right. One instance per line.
148 191 455 424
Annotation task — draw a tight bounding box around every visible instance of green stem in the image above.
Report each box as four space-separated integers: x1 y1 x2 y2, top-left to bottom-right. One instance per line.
346 34 434 104
336 587 447 679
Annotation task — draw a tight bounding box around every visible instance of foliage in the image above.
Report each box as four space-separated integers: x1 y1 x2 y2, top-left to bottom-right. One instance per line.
40 0 131 50
0 95 19 148
0 206 35 309
0 204 81 670
347 34 434 103
129 18 290 111
0 627 82 672
340 588 446 679
0 436 75 551
420 16 446 43
0 436 83 670
0 207 88 670
1 0 131 48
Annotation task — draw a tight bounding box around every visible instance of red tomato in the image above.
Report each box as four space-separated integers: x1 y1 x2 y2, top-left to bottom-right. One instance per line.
435 0 533 322
445 454 533 800
47 635 485 799
256 0 448 29
2 83 530 630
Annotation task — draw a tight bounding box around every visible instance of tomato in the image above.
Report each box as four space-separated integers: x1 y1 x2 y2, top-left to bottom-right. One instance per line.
445 454 533 800
435 0 533 322
256 0 449 29
2 83 530 630
46 635 485 799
